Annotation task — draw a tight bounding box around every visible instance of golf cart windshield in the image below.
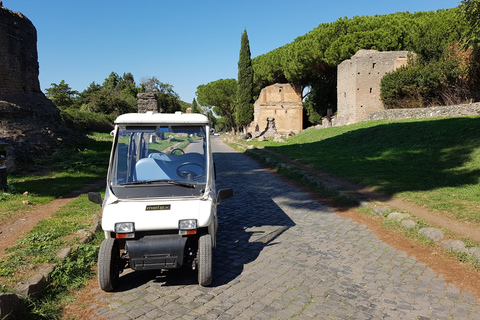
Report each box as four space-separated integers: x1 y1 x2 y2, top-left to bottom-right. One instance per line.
109 125 208 199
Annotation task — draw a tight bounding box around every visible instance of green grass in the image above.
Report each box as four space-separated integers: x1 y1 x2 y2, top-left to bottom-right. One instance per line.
248 116 480 223
0 193 104 319
0 132 111 224
0 194 103 292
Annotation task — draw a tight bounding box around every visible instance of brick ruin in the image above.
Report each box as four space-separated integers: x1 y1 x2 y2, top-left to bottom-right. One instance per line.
248 83 303 134
336 49 411 126
137 93 159 113
0 6 75 170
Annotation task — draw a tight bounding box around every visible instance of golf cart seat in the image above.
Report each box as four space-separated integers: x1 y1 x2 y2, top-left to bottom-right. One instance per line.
134 152 205 181
134 158 171 181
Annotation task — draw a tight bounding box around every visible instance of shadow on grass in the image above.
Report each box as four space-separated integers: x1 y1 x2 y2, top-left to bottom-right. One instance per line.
268 117 480 196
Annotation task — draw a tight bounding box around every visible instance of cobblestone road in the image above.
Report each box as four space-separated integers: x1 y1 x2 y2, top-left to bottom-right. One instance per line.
93 138 480 319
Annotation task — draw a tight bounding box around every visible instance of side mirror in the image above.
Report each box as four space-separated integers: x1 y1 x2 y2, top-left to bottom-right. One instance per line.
217 188 233 200
88 192 103 205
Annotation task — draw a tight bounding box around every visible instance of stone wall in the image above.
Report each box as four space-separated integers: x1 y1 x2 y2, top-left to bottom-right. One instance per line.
0 6 77 170
362 103 480 121
337 49 411 125
320 102 480 129
248 83 303 134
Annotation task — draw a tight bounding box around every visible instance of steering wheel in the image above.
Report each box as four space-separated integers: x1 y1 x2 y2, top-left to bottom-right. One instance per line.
176 162 205 180
170 148 185 155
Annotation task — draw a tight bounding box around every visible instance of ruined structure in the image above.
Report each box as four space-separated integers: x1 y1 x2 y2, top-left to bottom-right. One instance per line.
0 6 74 169
248 83 303 134
137 93 159 113
336 49 411 125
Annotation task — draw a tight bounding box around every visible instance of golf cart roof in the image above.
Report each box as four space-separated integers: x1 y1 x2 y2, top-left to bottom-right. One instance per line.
115 111 209 125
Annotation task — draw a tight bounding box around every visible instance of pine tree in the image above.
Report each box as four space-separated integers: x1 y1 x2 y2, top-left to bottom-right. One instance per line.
235 29 254 133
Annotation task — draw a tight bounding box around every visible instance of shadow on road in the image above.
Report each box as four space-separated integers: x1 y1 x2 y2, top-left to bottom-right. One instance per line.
111 149 298 291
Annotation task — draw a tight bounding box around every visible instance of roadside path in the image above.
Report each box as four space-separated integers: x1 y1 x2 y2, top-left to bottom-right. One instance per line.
88 138 480 319
0 180 104 258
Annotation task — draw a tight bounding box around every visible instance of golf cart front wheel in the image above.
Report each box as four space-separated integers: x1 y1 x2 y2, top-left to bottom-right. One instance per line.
198 234 212 286
98 238 120 292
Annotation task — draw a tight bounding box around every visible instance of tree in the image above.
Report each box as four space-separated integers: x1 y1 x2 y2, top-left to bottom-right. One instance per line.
74 81 101 108
196 79 237 132
81 89 136 116
249 9 470 113
235 29 254 133
44 80 78 108
205 109 217 129
459 0 480 49
191 98 201 113
140 77 181 113
103 72 120 89
117 72 135 91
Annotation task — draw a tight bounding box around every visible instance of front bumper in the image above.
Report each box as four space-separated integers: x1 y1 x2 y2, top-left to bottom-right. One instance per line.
126 234 188 270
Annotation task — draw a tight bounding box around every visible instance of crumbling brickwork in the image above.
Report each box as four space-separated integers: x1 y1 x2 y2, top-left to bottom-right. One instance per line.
137 93 159 113
0 6 76 169
337 49 411 125
248 83 303 134
0 7 40 93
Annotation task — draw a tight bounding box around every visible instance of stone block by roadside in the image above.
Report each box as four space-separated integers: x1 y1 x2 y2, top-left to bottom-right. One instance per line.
468 247 480 263
418 227 445 242
372 205 388 216
401 220 417 229
57 247 72 259
440 240 468 253
15 274 47 297
90 222 102 233
14 265 56 297
387 212 410 221
77 229 94 244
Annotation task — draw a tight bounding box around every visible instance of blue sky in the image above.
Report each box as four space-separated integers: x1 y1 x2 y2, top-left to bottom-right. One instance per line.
7 0 460 104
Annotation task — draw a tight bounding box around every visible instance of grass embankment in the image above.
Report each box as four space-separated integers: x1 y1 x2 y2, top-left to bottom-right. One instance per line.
0 132 112 224
0 132 111 319
246 116 480 223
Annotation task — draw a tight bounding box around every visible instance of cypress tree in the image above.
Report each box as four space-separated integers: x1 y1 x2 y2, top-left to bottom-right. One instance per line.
236 28 254 133
191 98 201 113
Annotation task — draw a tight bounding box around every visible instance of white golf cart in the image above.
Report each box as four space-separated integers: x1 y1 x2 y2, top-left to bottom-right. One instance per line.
89 111 233 291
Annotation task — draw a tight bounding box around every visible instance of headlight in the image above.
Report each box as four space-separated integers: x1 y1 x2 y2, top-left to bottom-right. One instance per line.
115 222 135 239
179 219 197 230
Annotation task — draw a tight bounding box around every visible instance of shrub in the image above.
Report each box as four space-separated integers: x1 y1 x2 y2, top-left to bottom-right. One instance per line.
60 108 114 133
380 58 469 109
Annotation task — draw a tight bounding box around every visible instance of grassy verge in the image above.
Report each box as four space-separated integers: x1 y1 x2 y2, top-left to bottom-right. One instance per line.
242 116 480 224
0 192 104 319
1 132 111 224
0 132 111 319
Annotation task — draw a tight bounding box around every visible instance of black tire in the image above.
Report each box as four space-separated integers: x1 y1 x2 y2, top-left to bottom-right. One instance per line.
198 234 212 286
98 238 120 292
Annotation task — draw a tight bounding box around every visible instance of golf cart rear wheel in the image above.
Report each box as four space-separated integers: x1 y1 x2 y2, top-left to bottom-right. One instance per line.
98 238 120 292
198 234 212 286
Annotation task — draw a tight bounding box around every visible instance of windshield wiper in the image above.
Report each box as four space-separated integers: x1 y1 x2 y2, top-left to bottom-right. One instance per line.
120 180 196 188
